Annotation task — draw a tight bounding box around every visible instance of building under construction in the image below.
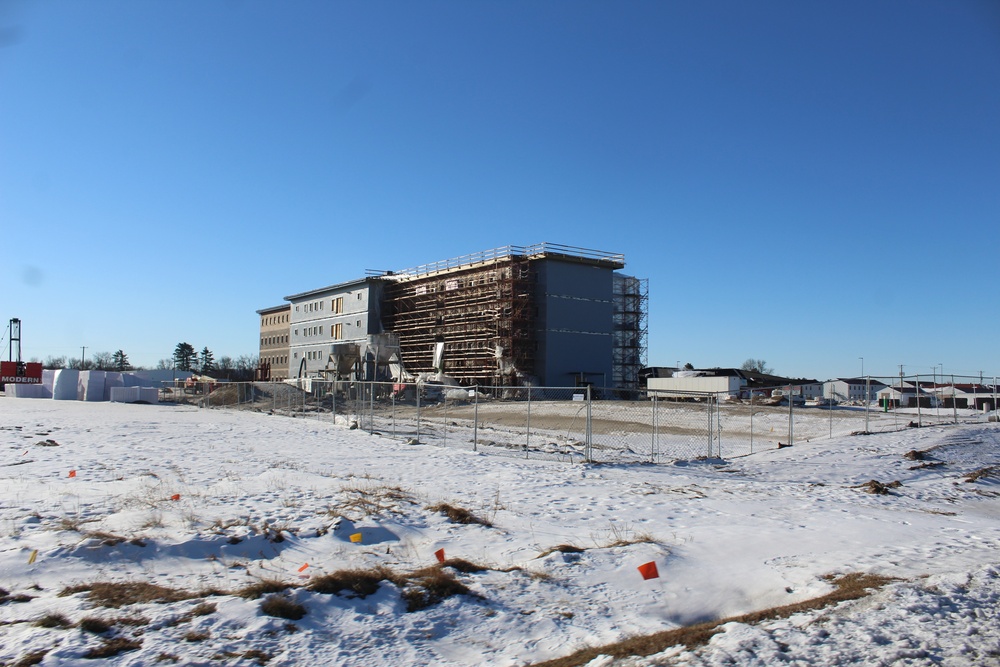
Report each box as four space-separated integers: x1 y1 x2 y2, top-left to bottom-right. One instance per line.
263 243 648 390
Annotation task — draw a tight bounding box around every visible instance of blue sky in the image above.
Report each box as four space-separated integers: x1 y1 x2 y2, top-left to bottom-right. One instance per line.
2 0 998 380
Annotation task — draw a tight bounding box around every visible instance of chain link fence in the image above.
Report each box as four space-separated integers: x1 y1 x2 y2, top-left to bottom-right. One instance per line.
165 374 999 465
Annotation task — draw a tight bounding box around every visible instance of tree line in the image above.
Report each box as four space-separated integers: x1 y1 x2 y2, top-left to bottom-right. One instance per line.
31 345 259 381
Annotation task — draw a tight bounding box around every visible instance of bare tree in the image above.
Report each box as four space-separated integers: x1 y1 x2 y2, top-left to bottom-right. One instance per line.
741 358 774 375
92 351 115 370
43 356 67 369
233 354 259 381
156 358 175 370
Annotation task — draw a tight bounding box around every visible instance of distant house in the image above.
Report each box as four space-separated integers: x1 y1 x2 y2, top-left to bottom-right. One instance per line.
933 384 997 410
646 367 822 400
824 378 887 402
877 382 936 408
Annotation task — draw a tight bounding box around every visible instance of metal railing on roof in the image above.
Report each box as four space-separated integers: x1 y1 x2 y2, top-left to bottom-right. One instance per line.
377 243 625 279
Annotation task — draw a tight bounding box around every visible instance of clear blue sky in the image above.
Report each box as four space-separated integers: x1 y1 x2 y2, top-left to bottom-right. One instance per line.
2 1 998 380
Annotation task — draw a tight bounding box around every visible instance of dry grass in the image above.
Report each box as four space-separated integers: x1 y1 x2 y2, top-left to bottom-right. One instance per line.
307 561 486 611
426 502 492 527
212 649 272 665
59 581 210 608
78 616 114 634
307 567 393 598
537 544 586 558
528 572 897 667
259 594 307 620
237 578 297 600
855 479 903 495
593 522 658 548
82 637 143 659
11 650 48 666
964 466 999 483
33 613 71 628
400 565 475 612
0 587 34 605
330 479 416 519
189 601 216 616
183 629 210 642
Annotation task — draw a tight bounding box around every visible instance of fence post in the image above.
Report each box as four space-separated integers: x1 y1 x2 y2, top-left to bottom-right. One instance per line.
707 396 713 458
865 376 870 433
473 388 478 452
916 373 922 427
416 383 421 442
585 385 593 462
651 394 657 463
716 394 722 457
749 391 754 455
369 381 375 434
391 388 396 440
525 386 532 458
788 389 794 447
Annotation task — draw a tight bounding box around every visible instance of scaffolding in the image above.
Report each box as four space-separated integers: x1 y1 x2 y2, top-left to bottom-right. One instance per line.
612 274 648 391
383 256 537 386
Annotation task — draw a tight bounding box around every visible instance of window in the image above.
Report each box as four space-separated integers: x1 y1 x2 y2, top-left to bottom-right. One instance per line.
319 326 323 334
332 323 342 340
332 297 343 314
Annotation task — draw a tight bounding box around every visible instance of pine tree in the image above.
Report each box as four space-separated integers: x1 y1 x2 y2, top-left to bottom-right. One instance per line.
199 347 215 375
112 350 131 371
173 342 197 371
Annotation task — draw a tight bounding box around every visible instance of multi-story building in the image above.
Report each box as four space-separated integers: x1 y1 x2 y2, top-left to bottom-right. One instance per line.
258 243 648 389
256 304 291 380
283 278 387 379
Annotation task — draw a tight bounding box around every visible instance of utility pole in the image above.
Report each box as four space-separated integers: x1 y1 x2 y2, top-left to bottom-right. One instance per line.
80 346 87 370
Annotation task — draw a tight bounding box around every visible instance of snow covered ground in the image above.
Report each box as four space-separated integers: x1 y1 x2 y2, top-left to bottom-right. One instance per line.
1 398 998 666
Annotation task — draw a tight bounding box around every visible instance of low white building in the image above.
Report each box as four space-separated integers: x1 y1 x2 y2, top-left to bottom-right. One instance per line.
647 374 744 398
824 378 886 402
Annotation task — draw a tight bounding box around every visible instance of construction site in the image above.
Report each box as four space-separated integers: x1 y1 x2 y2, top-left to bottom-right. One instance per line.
262 243 648 390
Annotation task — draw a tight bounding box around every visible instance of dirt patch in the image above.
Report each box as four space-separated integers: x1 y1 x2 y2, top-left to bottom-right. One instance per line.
855 480 903 495
964 466 999 483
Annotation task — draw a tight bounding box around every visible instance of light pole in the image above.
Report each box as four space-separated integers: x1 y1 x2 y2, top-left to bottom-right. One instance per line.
859 357 864 378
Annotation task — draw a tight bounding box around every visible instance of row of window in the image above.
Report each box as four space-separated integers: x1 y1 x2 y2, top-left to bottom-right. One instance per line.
295 321 362 340
262 355 288 366
261 313 289 326
294 295 361 315
261 335 288 347
292 349 329 360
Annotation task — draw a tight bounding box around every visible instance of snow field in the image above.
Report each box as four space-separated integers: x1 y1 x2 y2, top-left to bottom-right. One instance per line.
0 398 998 666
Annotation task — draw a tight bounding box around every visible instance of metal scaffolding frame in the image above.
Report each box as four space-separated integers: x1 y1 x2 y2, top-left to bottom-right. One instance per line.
383 256 537 386
612 274 648 391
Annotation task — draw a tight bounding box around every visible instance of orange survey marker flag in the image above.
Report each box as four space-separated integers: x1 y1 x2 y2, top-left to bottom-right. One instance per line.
638 561 659 580
170 494 181 501
434 548 446 563
68 470 77 478
298 563 309 573
350 532 363 543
